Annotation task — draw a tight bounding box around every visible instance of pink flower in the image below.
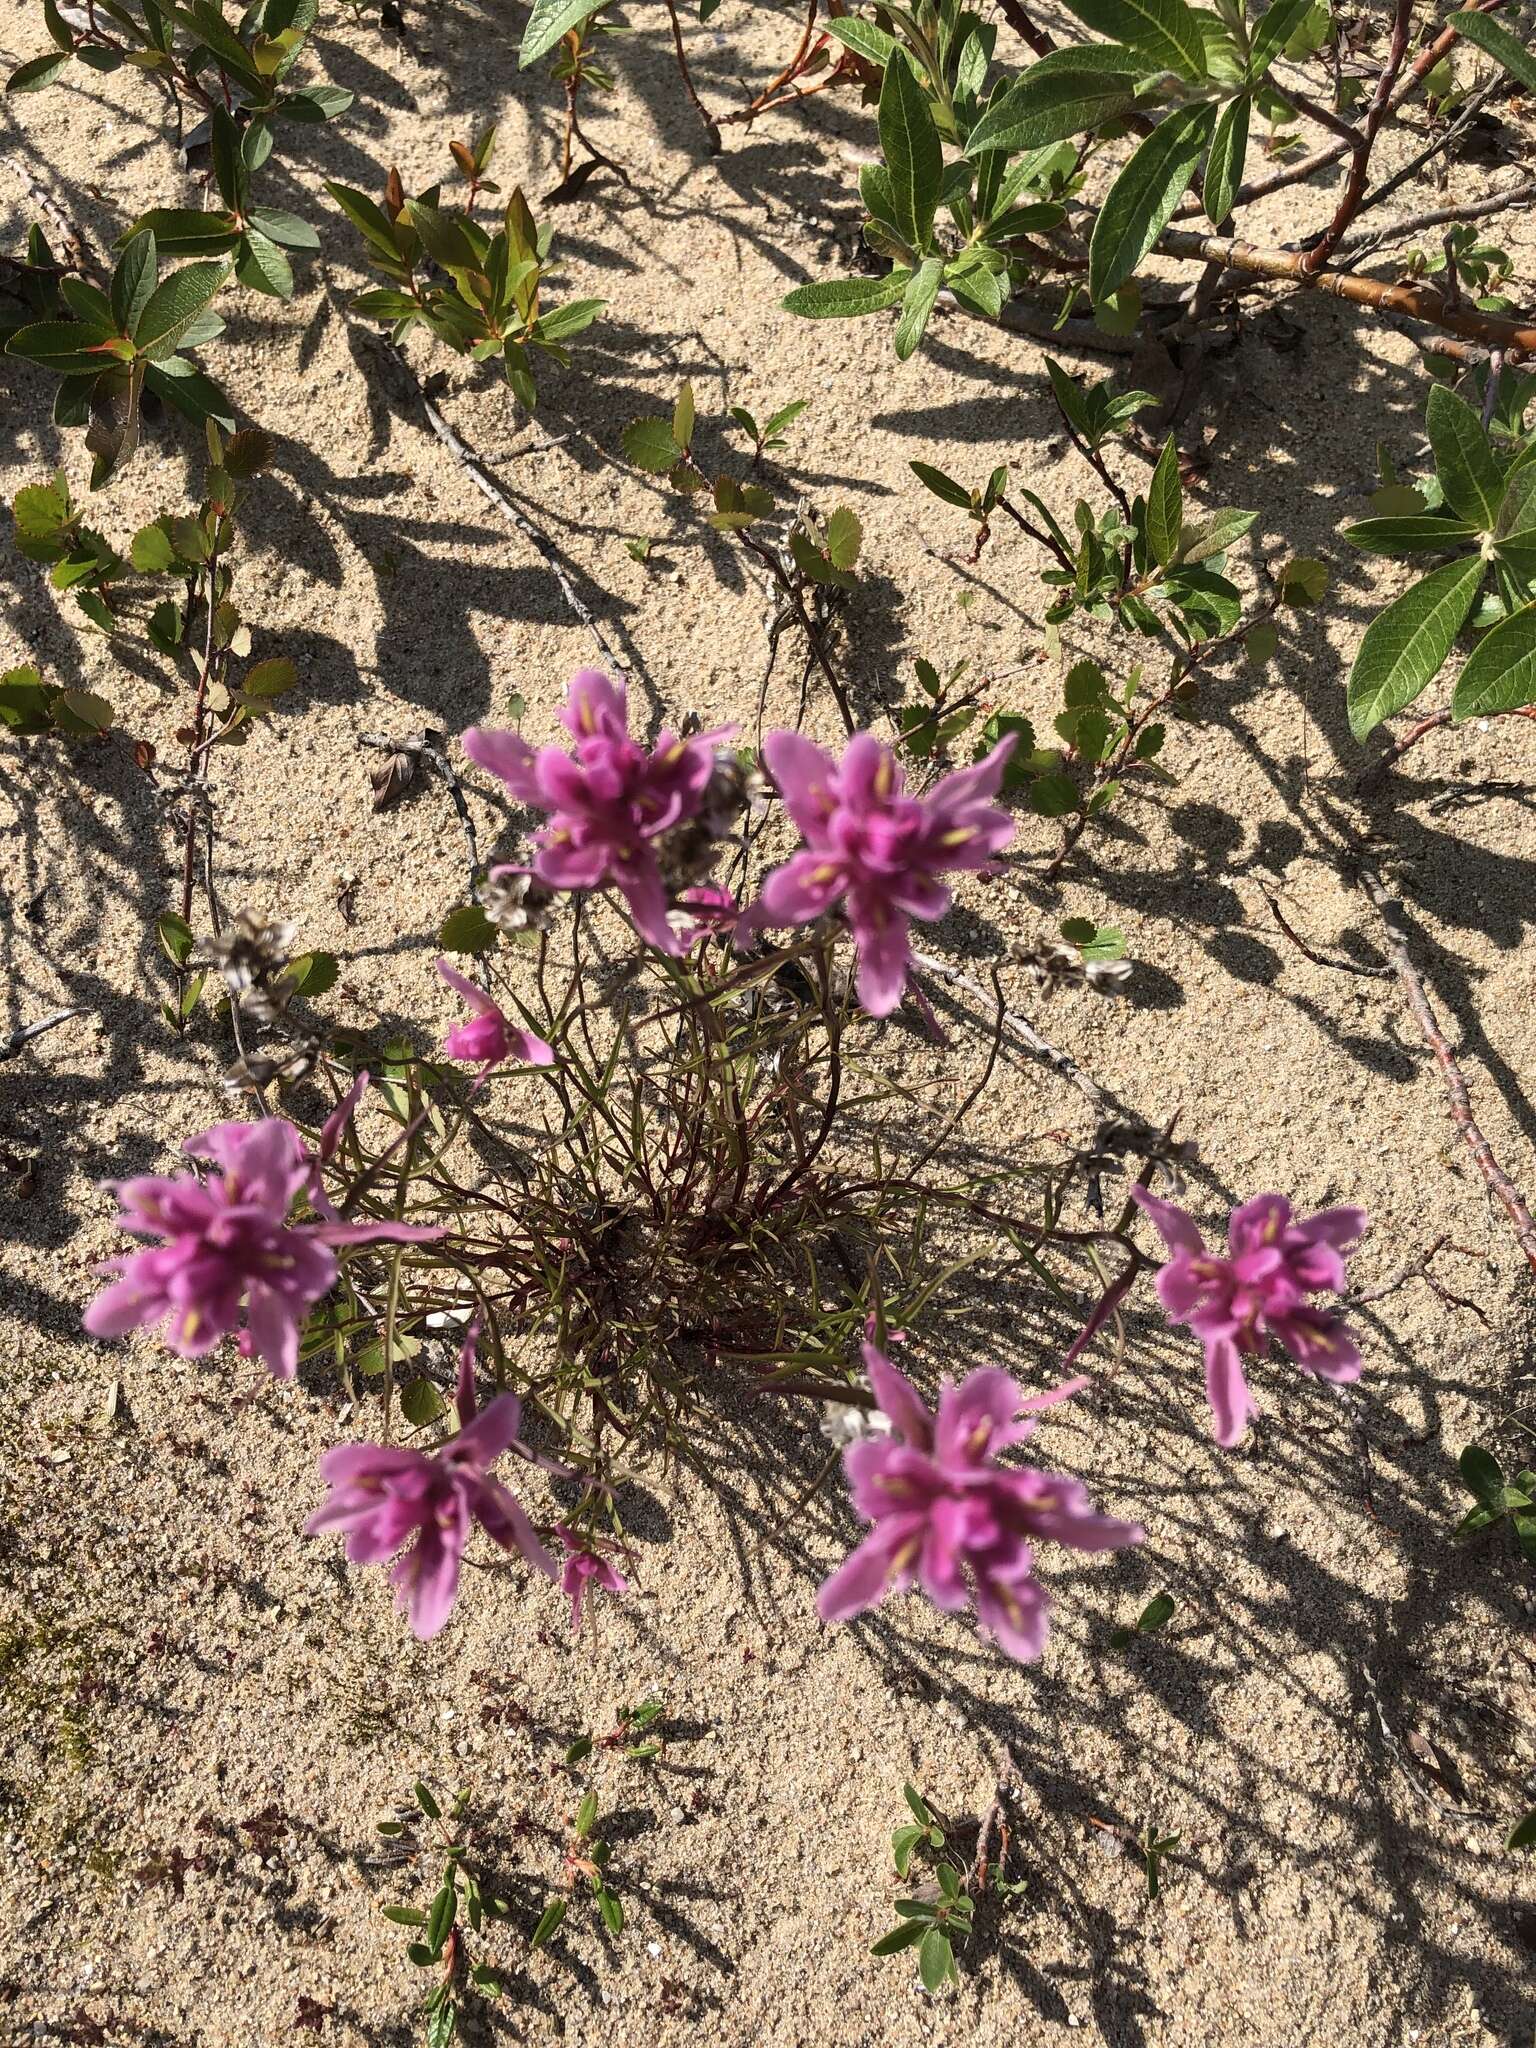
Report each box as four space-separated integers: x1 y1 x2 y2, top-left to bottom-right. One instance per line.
462 670 734 953
436 959 555 1070
757 731 1016 1016
1132 1188 1367 1447
555 1527 628 1634
83 1120 441 1380
306 1327 556 1639
817 1342 1140 1661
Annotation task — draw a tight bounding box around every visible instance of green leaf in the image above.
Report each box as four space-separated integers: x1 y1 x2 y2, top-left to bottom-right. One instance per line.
1453 603 1536 719
782 272 911 319
246 206 320 251
1136 1591 1176 1633
825 505 862 569
1031 773 1079 816
1178 506 1257 565
284 948 338 995
6 321 123 376
1248 0 1318 77
130 521 179 572
236 229 293 299
964 46 1141 157
672 379 696 451
530 1899 567 1948
894 255 943 360
400 1378 445 1427
879 54 943 255
910 461 972 509
534 296 604 341
157 911 195 966
1425 383 1505 530
1145 434 1182 570
1508 1807 1536 1852
120 209 241 256
871 1920 928 1954
112 233 159 337
1448 10 1536 92
1203 94 1249 227
1057 0 1207 80
621 416 681 473
520 0 602 63
1345 555 1485 738
439 905 498 955
1089 102 1217 303
823 16 896 66
918 1925 955 1993
1279 555 1327 604
415 1781 441 1819
7 51 73 92
54 688 114 734
134 259 231 359
597 1888 623 1936
1342 516 1480 556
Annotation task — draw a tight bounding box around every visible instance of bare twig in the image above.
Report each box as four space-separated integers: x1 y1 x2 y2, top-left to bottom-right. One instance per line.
909 948 1118 1119
1260 888 1390 978
1345 1235 1490 1325
661 0 722 153
1354 703 1536 794
1155 225 1536 359
0 154 96 275
1337 179 1536 266
354 326 646 691
0 1008 86 1063
1353 859 1536 1277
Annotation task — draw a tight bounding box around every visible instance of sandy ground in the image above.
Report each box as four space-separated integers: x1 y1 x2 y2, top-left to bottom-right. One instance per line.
3 2 1536 2043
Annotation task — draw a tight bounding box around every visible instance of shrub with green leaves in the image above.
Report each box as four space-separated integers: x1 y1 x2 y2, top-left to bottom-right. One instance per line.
329 144 604 409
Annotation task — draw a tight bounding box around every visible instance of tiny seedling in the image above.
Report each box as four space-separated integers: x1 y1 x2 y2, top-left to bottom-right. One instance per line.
1110 1591 1177 1650
1451 1445 1536 1563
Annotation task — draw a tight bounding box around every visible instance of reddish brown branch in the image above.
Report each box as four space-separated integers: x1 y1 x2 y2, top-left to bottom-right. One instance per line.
1156 226 1536 359
1355 703 1536 793
1302 0 1414 273
1354 860 1536 1278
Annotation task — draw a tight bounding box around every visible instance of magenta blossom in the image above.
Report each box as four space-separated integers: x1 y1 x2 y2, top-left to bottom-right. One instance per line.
307 1328 556 1639
436 958 555 1071
817 1343 1140 1661
758 730 1016 1016
462 670 733 953
555 1527 628 1634
1133 1188 1367 1447
83 1120 441 1380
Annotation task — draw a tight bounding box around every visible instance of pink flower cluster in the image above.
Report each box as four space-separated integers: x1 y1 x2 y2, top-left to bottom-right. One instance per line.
817 1342 1140 1661
307 1328 556 1639
84 1117 439 1381
1134 1188 1367 1446
462 671 1017 1016
464 669 732 954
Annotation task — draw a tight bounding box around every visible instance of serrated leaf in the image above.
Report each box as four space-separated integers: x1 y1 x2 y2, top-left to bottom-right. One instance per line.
621 416 680 473
243 656 298 698
400 1377 444 1426
1031 773 1079 816
824 16 896 66
283 949 339 996
1090 102 1216 302
1346 555 1485 738
134 259 230 359
825 505 862 569
54 688 114 733
1426 383 1504 530
438 904 498 955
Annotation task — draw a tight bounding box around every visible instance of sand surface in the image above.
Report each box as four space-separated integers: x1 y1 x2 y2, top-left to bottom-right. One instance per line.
3 4 1536 2043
